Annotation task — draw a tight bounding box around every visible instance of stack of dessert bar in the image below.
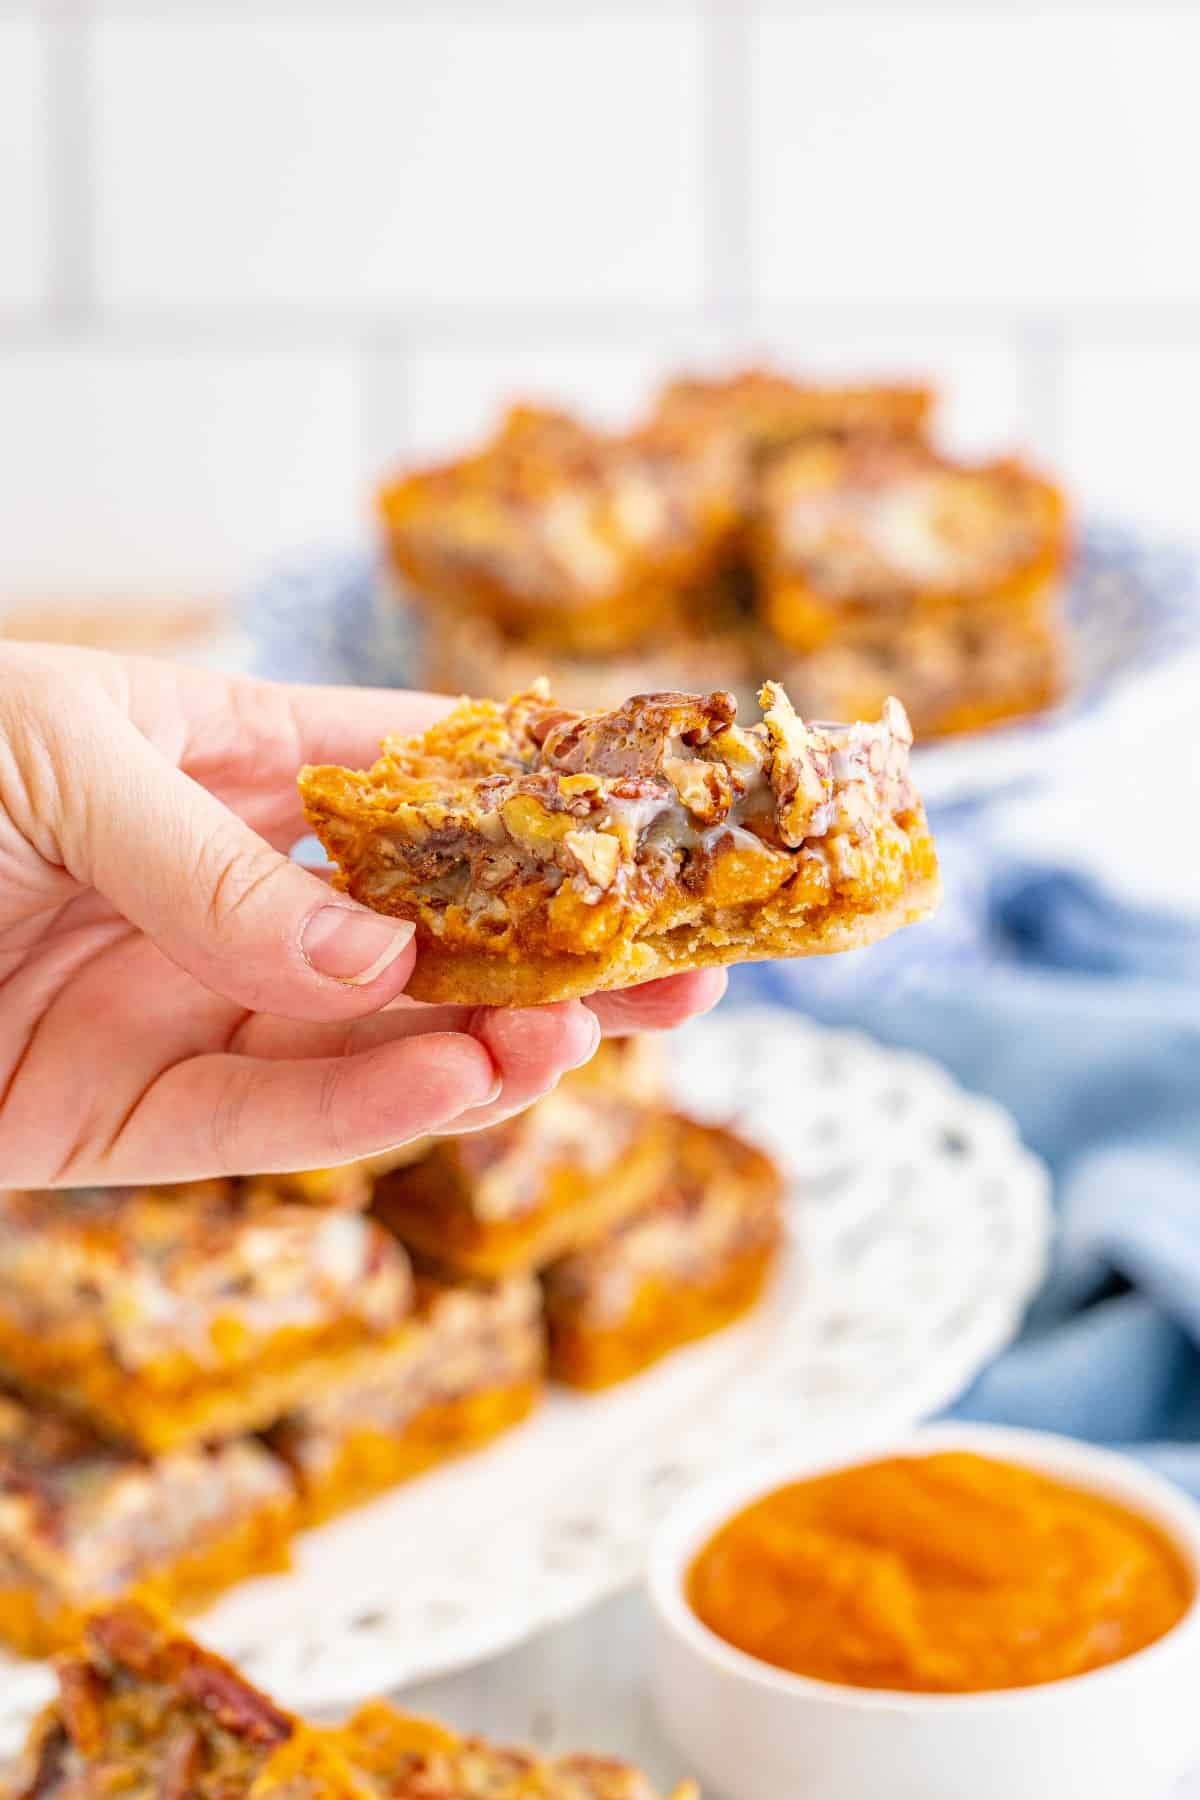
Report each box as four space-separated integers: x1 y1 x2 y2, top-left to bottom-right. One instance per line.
368 1039 783 1394
0 1043 782 1659
5 1600 695 1799
379 366 1068 742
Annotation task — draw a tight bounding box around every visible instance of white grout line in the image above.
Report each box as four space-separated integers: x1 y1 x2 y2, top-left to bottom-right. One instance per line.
3 303 1200 354
360 328 409 473
702 0 752 331
1017 317 1068 462
42 0 93 324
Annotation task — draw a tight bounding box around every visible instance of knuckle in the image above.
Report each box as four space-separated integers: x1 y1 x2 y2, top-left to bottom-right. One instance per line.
208 1066 252 1169
201 840 288 938
314 1058 354 1164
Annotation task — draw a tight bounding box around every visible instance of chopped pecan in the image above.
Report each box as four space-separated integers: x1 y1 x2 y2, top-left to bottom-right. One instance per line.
662 755 732 825
563 828 621 891
176 1657 293 1746
156 1725 204 1800
539 691 737 779
53 1665 105 1759
11 1718 70 1800
758 681 833 847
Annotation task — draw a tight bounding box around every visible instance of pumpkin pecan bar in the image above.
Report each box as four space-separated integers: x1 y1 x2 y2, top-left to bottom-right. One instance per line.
266 1274 543 1524
543 1115 784 1390
379 404 740 657
650 366 934 467
299 679 939 1006
754 437 1068 655
419 592 761 722
338 1699 695 1800
239 1149 427 1212
0 1187 413 1453
6 1602 362 1800
369 1041 673 1277
777 609 1065 742
0 1391 294 1658
7 1602 694 1800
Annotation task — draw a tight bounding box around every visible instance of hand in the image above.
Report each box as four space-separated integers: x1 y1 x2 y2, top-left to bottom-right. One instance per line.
0 645 725 1186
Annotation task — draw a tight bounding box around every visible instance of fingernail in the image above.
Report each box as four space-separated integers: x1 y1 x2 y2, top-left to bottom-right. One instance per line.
301 906 415 986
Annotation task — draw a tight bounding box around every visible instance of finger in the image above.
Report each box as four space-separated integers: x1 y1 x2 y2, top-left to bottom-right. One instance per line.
226 998 599 1136
277 681 457 768
588 968 728 1034
169 675 459 849
33 687 421 1022
430 1001 601 1135
86 1032 501 1183
231 998 476 1062
175 671 455 791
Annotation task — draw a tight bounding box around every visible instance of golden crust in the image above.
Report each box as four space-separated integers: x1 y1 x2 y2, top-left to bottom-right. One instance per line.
300 681 939 1007
389 869 941 1005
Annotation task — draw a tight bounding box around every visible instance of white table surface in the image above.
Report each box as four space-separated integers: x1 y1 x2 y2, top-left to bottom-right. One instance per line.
391 671 1200 1798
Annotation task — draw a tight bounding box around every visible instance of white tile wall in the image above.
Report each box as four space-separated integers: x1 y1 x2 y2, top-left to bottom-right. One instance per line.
0 346 365 598
1062 342 1200 539
377 331 732 465
0 17 48 311
93 13 708 311
749 13 1200 307
1 2 1198 602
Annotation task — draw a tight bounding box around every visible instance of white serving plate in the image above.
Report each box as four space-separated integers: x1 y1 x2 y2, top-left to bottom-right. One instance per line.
0 1008 1050 1751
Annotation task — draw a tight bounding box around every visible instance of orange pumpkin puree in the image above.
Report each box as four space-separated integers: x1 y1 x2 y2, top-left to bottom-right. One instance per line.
686 1452 1193 1693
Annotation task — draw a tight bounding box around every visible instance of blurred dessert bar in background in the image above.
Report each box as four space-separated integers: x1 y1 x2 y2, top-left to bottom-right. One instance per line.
0 1186 413 1452
267 1274 543 1525
368 1070 785 1392
379 403 741 657
543 1116 783 1391
299 679 940 1007
379 364 1068 742
756 438 1067 736
649 367 934 467
0 1054 787 1657
369 1040 674 1275
7 1601 696 1800
0 1390 293 1657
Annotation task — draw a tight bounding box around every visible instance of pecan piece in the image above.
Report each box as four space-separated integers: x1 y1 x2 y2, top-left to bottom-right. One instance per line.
662 754 733 825
758 681 834 847
539 691 737 779
177 1657 293 1746
563 828 621 892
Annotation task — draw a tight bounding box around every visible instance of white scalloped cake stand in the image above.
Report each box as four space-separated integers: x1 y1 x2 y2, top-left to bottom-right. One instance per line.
0 1009 1050 1750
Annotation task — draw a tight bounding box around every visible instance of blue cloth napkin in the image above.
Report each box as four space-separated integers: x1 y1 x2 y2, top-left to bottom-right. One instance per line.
741 865 1200 1493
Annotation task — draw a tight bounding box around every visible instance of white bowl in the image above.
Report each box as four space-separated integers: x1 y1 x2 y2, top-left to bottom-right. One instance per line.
649 1422 1200 1800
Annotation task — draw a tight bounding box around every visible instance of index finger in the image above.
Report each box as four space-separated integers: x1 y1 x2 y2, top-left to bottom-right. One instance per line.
279 680 458 769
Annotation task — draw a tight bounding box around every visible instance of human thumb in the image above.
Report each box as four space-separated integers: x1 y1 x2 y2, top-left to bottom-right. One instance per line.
42 690 416 1021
